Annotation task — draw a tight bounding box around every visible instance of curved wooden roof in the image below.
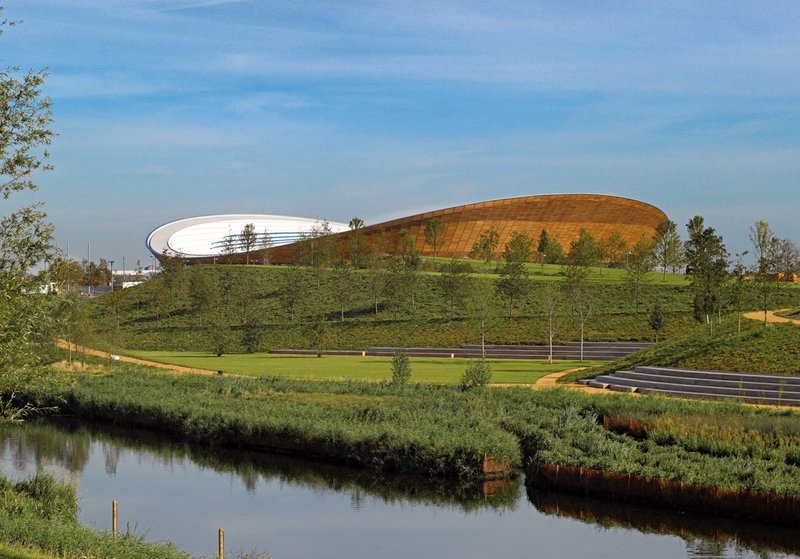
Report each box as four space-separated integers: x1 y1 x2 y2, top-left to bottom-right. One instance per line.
266 194 667 264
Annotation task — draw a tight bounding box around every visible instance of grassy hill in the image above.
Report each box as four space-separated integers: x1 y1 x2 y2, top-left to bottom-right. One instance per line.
85 260 800 354
560 317 800 383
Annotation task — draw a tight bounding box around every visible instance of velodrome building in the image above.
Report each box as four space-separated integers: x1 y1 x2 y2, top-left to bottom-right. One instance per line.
146 194 668 265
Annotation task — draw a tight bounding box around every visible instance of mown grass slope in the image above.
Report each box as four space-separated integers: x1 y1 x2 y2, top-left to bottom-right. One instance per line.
88 261 787 353
87 260 800 354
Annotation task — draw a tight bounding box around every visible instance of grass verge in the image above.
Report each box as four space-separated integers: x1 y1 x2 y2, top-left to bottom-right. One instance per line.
0 472 191 559
121 350 598 384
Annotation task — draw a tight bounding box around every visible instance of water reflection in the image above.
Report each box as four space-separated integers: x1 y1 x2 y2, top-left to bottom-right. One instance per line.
528 485 800 558
0 418 518 512
1 419 799 559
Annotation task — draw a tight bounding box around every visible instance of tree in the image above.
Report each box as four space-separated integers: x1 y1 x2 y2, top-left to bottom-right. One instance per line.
565 229 601 269
653 220 685 281
383 257 413 318
385 256 421 313
649 305 665 343
55 292 92 367
258 228 272 265
749 220 780 327
624 236 656 313
468 227 500 263
423 218 446 259
727 251 749 334
206 308 232 357
397 229 420 269
241 316 265 353
220 227 237 264
503 231 533 264
685 216 728 335
49 256 83 292
82 258 111 288
537 229 565 264
0 11 58 420
348 217 367 268
539 283 564 364
599 231 629 268
437 259 473 319
365 254 387 316
187 265 220 327
563 235 594 294
497 232 532 317
296 220 336 287
391 350 411 385
239 223 258 265
307 313 328 357
280 265 307 322
460 359 492 389
330 259 354 321
565 276 593 362
471 279 500 358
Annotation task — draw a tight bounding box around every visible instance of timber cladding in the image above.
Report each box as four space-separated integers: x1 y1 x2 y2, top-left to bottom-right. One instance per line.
266 194 668 264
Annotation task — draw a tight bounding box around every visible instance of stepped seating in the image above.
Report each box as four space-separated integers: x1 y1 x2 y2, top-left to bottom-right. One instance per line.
580 366 800 406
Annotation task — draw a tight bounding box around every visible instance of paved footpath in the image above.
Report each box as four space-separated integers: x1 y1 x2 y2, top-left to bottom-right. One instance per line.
532 367 607 393
57 340 217 376
743 308 800 325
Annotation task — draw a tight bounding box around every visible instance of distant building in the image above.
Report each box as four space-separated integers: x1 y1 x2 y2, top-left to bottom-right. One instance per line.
146 194 668 265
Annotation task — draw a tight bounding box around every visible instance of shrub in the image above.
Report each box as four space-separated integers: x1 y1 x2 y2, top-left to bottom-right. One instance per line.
391 350 411 385
461 359 492 389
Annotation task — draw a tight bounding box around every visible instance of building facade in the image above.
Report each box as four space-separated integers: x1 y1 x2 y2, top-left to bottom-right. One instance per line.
147 194 668 265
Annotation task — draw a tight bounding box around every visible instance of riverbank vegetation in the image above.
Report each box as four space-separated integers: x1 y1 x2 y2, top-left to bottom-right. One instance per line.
0 472 192 559
19 360 800 524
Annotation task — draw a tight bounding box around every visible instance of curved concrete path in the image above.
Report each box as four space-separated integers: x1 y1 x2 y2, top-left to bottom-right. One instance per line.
743 308 800 325
57 340 217 376
532 367 609 394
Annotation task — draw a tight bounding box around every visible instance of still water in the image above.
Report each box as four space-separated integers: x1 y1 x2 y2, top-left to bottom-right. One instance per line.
1 420 798 559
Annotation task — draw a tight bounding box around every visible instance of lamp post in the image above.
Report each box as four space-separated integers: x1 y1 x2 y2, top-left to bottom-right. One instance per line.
109 260 114 289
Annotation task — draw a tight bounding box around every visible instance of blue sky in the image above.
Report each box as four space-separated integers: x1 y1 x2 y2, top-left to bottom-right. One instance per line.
4 1 799 266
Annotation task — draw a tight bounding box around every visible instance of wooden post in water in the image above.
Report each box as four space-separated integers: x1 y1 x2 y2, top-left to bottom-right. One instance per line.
218 528 224 559
112 500 118 538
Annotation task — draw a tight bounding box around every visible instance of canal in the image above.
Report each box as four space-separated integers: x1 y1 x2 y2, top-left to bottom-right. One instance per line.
1 419 797 559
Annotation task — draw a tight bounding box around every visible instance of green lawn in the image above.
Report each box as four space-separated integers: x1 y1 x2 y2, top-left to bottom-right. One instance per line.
123 350 598 384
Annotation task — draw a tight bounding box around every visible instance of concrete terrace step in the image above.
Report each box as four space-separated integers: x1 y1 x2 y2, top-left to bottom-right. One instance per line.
587 367 800 406
613 370 800 393
592 374 800 400
634 387 800 407
634 366 800 387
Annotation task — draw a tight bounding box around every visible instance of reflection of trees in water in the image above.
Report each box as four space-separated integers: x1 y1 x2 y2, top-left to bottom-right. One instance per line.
2 419 519 513
0 422 91 475
103 443 120 476
684 539 727 557
527 484 800 557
